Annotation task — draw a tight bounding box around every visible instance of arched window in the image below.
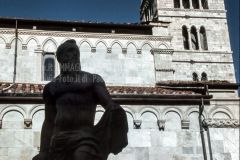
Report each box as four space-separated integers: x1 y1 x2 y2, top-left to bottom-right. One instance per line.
200 27 208 50
191 26 199 50
183 0 190 9
43 53 55 81
201 72 208 81
193 72 199 81
182 26 190 50
174 0 180 8
201 0 209 9
192 0 200 9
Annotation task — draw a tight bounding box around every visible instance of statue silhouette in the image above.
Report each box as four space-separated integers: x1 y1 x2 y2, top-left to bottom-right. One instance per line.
32 39 128 160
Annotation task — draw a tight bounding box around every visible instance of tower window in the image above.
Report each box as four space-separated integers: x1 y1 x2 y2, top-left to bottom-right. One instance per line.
201 0 209 9
192 0 200 9
200 26 208 50
174 0 181 8
201 72 208 81
43 53 55 81
193 72 199 81
183 0 190 9
191 26 199 50
182 26 190 50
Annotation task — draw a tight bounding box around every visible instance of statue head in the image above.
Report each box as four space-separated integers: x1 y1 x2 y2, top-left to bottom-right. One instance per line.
56 39 81 74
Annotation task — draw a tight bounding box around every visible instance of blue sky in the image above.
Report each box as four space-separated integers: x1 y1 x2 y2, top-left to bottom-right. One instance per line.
0 0 239 84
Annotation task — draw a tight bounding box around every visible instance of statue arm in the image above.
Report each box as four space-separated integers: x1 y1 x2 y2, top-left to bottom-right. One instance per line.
93 74 115 110
38 84 56 157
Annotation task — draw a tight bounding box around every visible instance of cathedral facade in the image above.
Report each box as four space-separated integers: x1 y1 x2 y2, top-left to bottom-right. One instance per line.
0 0 239 160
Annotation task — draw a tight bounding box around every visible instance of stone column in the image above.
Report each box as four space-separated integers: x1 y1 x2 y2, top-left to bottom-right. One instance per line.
189 0 193 9
180 0 183 9
198 0 203 9
197 28 202 51
187 28 192 50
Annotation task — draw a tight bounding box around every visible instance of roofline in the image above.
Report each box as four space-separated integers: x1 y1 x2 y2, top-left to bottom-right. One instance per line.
0 16 153 29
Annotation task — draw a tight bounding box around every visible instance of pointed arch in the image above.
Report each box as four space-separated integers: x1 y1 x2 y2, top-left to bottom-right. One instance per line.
110 40 124 48
79 39 93 48
125 41 139 49
9 36 23 44
141 41 154 49
158 42 169 49
95 40 108 48
43 38 58 52
0 35 7 44
26 36 39 45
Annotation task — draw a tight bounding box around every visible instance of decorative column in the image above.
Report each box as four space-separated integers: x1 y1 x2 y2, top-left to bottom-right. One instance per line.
151 49 174 82
180 0 183 9
187 28 192 50
189 0 193 9
197 28 202 51
198 0 203 9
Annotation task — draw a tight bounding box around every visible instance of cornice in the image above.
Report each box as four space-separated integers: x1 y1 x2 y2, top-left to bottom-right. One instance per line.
158 8 226 13
0 29 172 42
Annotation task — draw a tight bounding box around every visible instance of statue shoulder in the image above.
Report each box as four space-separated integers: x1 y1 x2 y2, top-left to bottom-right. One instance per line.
92 74 105 86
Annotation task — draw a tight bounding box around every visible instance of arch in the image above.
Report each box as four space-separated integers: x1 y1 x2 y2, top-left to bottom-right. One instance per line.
123 107 136 120
79 39 93 48
209 107 234 119
201 0 209 9
182 25 190 50
193 72 199 81
0 105 26 120
162 107 183 120
30 105 45 119
95 40 108 48
192 0 200 9
139 107 160 120
125 41 139 49
174 0 181 8
0 35 7 44
200 26 208 50
201 72 208 81
158 42 169 49
183 0 190 9
8 36 24 44
164 110 182 130
42 38 58 52
186 107 208 119
110 40 124 48
26 36 40 45
141 41 154 49
191 26 199 50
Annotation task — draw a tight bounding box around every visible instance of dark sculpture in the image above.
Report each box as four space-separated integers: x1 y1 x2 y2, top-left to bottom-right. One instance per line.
33 40 128 160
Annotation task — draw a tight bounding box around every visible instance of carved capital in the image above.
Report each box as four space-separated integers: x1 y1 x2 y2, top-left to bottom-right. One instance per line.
24 119 32 129
91 47 96 53
107 48 112 53
122 48 127 54
203 119 240 128
22 44 27 50
137 49 142 54
157 120 166 131
181 120 190 129
6 43 11 49
134 120 142 129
